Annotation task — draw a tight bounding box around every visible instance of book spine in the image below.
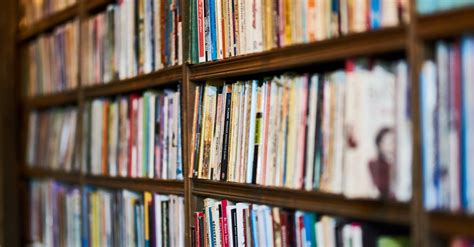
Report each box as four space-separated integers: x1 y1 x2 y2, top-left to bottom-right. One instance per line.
220 87 232 181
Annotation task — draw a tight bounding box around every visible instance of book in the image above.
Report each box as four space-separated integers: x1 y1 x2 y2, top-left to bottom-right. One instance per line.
193 198 410 247
83 89 182 179
191 59 411 201
190 0 407 63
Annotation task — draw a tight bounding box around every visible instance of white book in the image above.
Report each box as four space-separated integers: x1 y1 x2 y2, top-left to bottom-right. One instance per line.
109 102 119 177
380 0 398 27
394 61 412 203
305 75 319 190
236 203 248 247
216 0 223 60
420 61 437 211
246 81 258 183
154 194 163 247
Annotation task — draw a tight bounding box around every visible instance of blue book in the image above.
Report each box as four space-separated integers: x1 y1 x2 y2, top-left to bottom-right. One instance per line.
209 0 217 60
461 36 474 212
303 212 317 247
370 0 380 29
250 206 259 247
81 187 89 247
208 206 215 247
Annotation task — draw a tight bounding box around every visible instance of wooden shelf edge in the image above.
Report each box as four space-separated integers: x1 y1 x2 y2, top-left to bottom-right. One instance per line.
83 65 183 98
17 3 79 42
23 89 78 109
85 175 185 195
190 26 407 80
429 211 474 238
22 167 81 184
84 0 115 14
192 179 410 225
417 7 474 40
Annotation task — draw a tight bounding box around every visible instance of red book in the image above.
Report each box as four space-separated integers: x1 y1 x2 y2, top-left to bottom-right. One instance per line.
102 101 109 175
197 0 205 61
128 95 140 177
220 200 229 247
194 212 204 247
280 210 289 247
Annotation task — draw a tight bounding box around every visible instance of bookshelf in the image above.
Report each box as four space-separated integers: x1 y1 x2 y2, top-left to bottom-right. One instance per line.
11 0 474 246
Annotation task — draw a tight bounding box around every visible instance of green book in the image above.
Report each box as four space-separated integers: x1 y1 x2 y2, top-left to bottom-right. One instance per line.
377 236 410 247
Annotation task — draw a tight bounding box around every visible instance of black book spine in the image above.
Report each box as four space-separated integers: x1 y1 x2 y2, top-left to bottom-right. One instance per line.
220 89 232 181
313 75 325 188
193 86 204 177
231 208 238 247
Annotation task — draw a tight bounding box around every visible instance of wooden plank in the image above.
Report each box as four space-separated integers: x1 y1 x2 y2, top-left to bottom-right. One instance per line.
17 3 79 42
417 7 474 40
430 212 474 238
192 179 410 225
21 167 81 184
190 26 407 80
84 0 116 14
83 65 183 99
85 175 185 195
23 89 79 109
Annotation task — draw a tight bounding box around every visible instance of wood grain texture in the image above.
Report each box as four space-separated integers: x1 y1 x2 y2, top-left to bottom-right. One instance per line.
83 65 183 99
22 167 81 184
430 212 474 238
23 89 79 109
190 26 407 80
85 175 185 195
192 179 410 225
21 167 185 195
17 3 79 42
417 6 474 40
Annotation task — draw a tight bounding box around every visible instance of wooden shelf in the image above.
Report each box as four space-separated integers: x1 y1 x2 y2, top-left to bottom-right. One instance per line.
84 0 115 14
429 212 474 238
417 7 474 40
85 175 184 195
83 65 183 99
22 167 81 184
190 26 407 80
23 89 78 109
21 168 184 195
17 3 79 42
192 179 410 225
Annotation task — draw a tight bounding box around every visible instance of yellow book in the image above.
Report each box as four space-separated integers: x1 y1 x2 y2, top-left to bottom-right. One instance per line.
144 192 152 243
284 0 292 46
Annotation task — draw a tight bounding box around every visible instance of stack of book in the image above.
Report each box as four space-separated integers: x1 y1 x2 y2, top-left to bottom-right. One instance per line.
25 20 79 96
28 180 81 247
193 198 409 247
83 188 185 246
417 0 474 14
27 107 78 172
189 0 409 63
81 0 183 86
191 59 412 201
83 89 183 179
421 35 474 213
20 0 76 28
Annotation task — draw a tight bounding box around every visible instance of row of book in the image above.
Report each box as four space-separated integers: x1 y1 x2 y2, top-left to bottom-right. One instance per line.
417 0 474 14
84 188 185 247
193 198 409 247
27 179 185 247
20 0 76 28
25 20 79 96
81 0 183 86
421 35 474 213
83 89 183 179
27 107 78 172
28 180 81 247
189 0 409 63
190 59 412 202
